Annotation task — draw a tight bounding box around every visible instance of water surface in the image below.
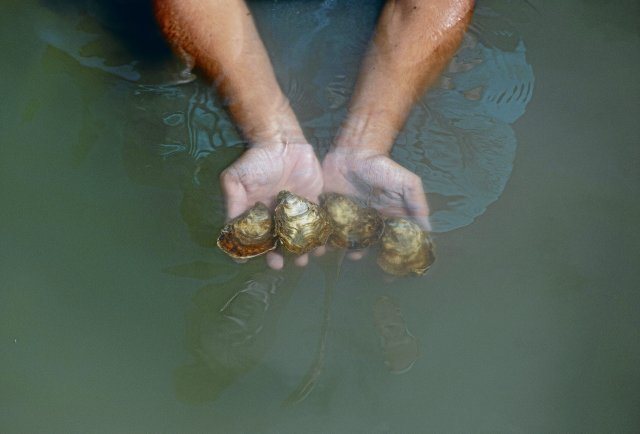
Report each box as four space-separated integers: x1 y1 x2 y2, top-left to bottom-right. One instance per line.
1 0 639 432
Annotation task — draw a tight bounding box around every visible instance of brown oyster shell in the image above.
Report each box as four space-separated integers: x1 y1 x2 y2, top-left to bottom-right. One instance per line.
217 202 278 259
274 191 333 254
320 193 384 249
376 217 435 276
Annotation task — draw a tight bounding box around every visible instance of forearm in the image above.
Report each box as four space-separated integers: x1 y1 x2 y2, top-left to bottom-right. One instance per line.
154 0 304 147
334 0 474 154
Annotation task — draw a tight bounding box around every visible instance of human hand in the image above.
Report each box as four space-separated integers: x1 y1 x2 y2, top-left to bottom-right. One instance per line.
220 142 323 270
322 148 431 259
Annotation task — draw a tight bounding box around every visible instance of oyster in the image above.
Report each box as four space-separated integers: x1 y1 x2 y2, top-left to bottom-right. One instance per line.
217 202 278 259
274 191 333 254
320 193 384 249
377 217 435 276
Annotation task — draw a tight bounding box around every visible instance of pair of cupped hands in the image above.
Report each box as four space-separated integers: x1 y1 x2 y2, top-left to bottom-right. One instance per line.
220 139 431 270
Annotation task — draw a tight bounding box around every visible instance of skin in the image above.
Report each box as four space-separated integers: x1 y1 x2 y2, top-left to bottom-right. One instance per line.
154 0 474 269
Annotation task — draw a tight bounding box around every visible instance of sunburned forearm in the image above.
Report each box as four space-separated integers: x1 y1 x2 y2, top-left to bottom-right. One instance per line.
335 0 474 154
154 0 304 147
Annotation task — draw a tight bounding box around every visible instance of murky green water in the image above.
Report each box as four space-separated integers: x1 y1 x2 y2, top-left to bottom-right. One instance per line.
2 0 639 432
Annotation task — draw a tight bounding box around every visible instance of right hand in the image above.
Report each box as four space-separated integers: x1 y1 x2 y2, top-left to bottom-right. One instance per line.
220 142 324 270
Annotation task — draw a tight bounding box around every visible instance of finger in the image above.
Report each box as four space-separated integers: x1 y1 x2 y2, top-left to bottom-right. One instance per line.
312 245 326 257
294 254 309 267
403 177 432 232
347 250 365 261
266 251 284 270
220 168 249 219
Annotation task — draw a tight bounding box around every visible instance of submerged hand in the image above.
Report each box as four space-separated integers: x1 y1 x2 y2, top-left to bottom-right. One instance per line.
322 149 431 230
220 142 323 269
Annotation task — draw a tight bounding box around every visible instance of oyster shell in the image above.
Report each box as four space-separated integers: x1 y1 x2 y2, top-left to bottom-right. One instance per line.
320 193 384 249
274 191 333 254
377 217 435 276
217 202 278 259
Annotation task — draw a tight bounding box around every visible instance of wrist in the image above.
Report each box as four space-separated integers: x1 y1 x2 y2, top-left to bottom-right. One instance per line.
323 144 386 178
331 109 399 157
236 100 308 151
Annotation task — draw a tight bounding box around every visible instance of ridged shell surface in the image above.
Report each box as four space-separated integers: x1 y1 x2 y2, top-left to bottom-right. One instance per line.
274 191 333 254
377 217 435 276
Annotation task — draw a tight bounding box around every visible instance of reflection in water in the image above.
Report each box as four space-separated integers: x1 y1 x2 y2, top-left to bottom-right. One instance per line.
129 83 244 165
170 252 344 405
126 84 244 246
396 11 534 231
170 249 423 404
373 296 419 375
282 251 344 406
36 9 141 81
174 265 300 403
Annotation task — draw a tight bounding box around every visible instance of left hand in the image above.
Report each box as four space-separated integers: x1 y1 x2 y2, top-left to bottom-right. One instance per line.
322 148 431 230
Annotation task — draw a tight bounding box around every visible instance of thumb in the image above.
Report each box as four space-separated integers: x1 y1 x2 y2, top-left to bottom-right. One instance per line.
220 169 249 219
